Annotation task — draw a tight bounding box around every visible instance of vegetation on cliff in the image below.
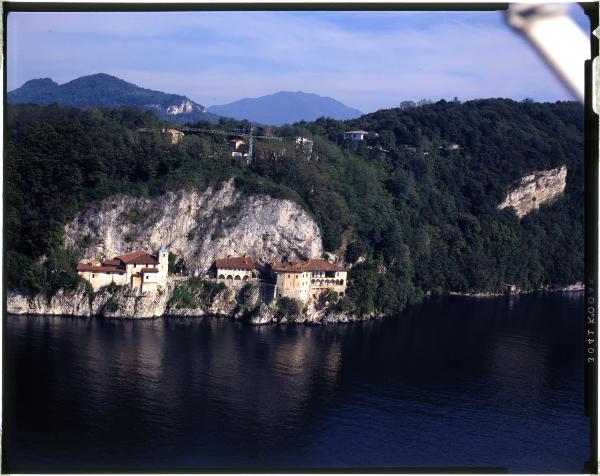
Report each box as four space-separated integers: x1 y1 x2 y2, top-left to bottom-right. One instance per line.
5 99 583 316
167 278 228 310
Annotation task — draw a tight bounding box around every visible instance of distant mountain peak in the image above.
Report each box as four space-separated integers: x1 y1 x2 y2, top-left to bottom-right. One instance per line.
8 73 216 124
208 91 362 126
22 77 59 87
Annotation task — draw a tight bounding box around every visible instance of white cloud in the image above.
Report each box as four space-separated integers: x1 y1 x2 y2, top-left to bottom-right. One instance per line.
7 10 574 112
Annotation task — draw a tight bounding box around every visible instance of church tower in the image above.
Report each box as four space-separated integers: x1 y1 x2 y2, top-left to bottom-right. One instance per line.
158 245 169 282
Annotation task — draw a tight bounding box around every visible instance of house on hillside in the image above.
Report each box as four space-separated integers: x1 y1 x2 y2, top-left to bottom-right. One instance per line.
343 130 369 141
76 246 169 293
136 128 184 144
439 143 461 151
163 128 185 144
270 259 347 303
295 136 314 157
229 139 246 150
215 256 257 281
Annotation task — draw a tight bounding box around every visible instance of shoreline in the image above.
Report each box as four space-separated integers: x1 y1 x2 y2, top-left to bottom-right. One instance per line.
6 283 584 323
447 283 584 298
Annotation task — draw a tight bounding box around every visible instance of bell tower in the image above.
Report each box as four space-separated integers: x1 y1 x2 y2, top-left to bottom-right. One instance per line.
158 245 169 281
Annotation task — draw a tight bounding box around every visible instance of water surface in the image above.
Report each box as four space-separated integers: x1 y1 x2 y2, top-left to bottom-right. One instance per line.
3 294 589 472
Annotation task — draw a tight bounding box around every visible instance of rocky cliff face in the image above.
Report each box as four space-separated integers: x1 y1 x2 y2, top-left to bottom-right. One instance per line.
166 99 204 115
498 165 567 218
7 278 237 319
64 180 323 275
6 279 368 324
6 180 359 324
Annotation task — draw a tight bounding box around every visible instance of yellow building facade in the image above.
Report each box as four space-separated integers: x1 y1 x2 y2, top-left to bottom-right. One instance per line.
270 259 348 303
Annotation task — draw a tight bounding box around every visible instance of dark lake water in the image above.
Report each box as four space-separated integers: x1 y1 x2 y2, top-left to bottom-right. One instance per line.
3 294 589 473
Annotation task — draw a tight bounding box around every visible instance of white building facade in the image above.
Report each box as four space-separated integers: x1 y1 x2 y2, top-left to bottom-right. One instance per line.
77 246 169 293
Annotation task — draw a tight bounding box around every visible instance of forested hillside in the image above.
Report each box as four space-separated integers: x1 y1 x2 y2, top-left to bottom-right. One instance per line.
8 73 218 124
5 99 584 316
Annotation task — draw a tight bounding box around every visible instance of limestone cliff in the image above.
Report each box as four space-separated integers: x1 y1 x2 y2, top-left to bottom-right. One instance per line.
498 165 567 218
64 179 322 275
6 280 367 324
6 181 365 323
6 279 237 319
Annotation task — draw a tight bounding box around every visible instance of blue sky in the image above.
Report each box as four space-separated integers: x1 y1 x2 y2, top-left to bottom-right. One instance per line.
7 7 589 113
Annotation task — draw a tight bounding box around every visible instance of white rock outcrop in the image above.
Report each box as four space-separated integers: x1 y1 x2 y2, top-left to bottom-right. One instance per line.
166 99 195 115
6 278 238 319
498 165 567 218
7 289 91 317
64 180 323 275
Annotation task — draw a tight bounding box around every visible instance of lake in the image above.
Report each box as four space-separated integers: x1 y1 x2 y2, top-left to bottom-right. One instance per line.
3 294 589 473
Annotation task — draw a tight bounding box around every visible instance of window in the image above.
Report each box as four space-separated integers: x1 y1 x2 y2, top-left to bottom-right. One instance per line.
92 274 95 278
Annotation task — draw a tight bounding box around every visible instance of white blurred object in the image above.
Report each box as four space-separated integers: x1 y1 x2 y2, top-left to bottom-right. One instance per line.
506 3 590 103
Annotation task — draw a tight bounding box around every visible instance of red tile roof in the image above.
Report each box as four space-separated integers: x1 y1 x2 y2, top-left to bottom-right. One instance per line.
270 262 307 273
215 256 255 270
271 259 345 273
102 259 122 266
304 259 345 272
116 251 159 265
76 264 125 274
141 267 159 273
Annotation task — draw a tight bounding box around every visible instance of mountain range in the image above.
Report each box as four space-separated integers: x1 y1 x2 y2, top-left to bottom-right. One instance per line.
207 91 363 125
7 73 219 124
8 74 363 126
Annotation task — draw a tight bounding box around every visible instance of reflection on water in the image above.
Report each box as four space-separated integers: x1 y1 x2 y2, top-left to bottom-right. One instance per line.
4 294 589 473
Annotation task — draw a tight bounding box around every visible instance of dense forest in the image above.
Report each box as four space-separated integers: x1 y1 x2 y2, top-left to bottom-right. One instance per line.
5 99 584 315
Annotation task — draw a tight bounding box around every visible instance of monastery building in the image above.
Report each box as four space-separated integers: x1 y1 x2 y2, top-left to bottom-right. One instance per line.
270 259 347 302
215 256 257 281
77 246 169 293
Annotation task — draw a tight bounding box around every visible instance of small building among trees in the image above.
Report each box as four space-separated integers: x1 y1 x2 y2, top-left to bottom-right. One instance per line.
229 139 246 150
343 130 369 141
163 128 185 144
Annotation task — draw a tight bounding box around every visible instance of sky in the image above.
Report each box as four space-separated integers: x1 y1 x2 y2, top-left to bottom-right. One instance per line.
7 6 590 113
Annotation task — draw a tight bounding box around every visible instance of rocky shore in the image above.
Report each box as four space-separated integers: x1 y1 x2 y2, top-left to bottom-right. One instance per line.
6 279 378 325
7 280 583 325
448 282 584 298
